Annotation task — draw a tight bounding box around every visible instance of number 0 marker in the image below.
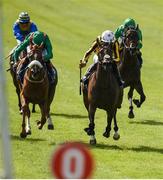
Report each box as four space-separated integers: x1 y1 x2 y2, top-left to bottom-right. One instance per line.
51 142 94 179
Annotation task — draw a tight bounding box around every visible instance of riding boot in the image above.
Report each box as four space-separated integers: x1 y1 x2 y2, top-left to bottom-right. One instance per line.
46 61 55 84
17 59 29 84
112 61 124 88
137 50 143 68
81 62 98 87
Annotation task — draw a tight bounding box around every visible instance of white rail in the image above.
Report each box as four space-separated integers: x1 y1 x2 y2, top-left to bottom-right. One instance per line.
0 5 13 178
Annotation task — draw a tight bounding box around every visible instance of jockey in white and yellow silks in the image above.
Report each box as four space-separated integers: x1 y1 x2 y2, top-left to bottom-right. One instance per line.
79 30 124 88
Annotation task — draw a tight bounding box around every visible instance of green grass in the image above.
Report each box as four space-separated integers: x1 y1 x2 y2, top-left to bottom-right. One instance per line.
1 0 163 178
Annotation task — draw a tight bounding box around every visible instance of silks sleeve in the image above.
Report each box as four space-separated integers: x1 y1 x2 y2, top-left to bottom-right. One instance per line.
113 41 120 62
44 35 53 61
83 40 98 62
14 37 30 62
114 25 123 40
13 23 24 42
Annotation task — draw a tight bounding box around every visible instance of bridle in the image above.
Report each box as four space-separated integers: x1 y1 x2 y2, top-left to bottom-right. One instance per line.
98 44 113 65
26 60 46 83
122 28 139 54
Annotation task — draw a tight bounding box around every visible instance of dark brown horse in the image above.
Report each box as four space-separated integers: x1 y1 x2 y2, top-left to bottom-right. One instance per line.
18 48 58 138
118 28 146 118
82 46 123 145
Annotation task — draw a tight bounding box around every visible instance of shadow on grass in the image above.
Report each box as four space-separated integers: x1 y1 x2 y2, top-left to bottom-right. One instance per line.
50 113 88 119
91 144 123 150
10 134 46 142
87 143 163 154
129 119 163 126
129 145 163 154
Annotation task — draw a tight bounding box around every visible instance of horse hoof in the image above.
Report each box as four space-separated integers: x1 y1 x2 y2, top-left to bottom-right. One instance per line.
128 111 135 119
137 104 141 108
26 130 32 135
36 121 42 129
90 139 96 145
113 133 120 140
133 99 139 106
103 131 110 138
20 132 27 138
19 109 23 115
84 128 92 136
38 124 43 130
48 124 54 130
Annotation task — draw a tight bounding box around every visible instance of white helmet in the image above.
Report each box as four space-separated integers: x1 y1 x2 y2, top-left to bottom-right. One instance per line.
101 30 114 43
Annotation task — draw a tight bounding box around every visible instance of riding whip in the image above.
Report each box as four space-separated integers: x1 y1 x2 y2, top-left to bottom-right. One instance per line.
79 60 82 95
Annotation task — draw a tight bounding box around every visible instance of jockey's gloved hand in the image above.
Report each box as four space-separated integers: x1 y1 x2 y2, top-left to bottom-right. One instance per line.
10 61 14 66
79 60 87 69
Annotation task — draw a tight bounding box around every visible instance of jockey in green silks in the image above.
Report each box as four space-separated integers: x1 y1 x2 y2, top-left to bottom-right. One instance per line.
114 18 143 67
13 31 55 84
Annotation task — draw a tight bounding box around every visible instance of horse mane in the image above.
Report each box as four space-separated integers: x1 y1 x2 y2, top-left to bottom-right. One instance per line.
27 60 43 69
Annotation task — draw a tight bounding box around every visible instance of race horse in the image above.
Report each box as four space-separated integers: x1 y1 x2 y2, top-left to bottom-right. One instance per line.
17 47 58 138
118 27 146 118
82 45 123 145
9 49 36 114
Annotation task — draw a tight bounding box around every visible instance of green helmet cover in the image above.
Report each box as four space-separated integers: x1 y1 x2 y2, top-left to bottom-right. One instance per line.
123 18 136 28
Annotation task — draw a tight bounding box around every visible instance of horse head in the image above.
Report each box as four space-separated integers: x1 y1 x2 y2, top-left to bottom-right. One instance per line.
27 60 45 82
28 43 44 62
98 45 113 71
123 27 139 55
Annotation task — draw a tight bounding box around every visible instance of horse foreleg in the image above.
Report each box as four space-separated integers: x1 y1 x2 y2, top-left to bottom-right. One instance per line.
84 105 96 145
82 84 89 112
103 109 113 138
113 109 120 140
46 84 56 130
37 103 47 130
128 86 135 119
133 81 146 108
20 95 28 138
26 108 31 135
47 106 54 130
16 88 22 114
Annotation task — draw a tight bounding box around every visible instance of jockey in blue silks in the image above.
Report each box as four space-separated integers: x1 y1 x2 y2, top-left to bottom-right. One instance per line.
13 12 38 44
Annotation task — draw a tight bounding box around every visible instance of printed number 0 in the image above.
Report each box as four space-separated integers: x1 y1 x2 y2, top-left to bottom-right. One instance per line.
62 148 84 178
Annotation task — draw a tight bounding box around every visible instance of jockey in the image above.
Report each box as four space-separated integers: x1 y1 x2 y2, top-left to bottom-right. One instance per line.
79 30 124 88
114 18 143 67
13 12 38 44
13 31 55 84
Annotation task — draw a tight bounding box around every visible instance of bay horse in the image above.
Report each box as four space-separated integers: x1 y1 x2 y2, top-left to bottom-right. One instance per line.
18 47 58 138
82 45 123 145
118 27 146 118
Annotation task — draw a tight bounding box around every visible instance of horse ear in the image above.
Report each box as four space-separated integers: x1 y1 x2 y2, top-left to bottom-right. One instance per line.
136 24 139 30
